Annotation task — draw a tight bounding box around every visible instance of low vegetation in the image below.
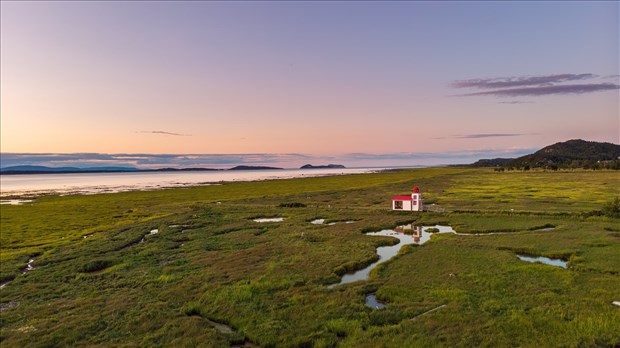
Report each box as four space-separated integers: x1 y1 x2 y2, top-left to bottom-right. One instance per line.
603 197 620 218
1 167 619 347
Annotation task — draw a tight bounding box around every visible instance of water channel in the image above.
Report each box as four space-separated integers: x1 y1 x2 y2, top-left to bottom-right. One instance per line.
328 225 455 288
516 254 568 268
329 223 565 310
253 217 285 223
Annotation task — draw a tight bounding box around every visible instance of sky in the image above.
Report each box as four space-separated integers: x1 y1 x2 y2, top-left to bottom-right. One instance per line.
1 1 618 168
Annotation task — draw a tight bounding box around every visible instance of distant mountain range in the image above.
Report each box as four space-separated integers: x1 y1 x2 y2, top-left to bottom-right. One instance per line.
471 139 620 170
0 165 276 174
0 165 141 174
0 164 347 174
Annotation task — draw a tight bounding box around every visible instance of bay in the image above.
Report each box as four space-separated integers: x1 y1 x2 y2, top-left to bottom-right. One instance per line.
0 168 381 197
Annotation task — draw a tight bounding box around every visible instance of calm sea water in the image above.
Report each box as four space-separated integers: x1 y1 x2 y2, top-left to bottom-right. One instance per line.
0 168 381 197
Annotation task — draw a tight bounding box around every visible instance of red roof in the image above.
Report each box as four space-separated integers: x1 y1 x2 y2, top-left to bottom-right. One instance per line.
392 195 412 201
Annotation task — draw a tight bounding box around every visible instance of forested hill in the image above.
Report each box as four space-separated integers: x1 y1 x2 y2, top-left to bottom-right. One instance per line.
472 139 620 170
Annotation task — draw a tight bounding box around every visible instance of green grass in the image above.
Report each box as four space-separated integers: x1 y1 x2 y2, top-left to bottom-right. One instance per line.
1 167 619 347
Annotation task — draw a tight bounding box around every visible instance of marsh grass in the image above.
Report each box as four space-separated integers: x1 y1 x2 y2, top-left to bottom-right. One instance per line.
1 168 619 346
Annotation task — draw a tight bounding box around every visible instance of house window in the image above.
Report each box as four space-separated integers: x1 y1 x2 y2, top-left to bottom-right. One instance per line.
413 200 417 205
394 201 403 209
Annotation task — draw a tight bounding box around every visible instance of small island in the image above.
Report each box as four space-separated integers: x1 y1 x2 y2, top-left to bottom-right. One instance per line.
300 164 346 169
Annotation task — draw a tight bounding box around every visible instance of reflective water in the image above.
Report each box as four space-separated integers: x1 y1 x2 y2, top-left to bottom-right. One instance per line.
0 199 34 205
517 255 567 268
205 319 234 334
21 258 35 274
0 168 379 197
311 219 356 225
253 217 285 223
365 294 386 309
329 225 455 287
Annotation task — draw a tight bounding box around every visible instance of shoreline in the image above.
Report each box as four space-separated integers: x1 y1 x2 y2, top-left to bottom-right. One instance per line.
0 167 388 199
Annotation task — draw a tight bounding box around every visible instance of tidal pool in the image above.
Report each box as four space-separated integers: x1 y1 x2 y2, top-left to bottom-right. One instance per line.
310 219 355 225
253 217 285 223
21 258 35 274
517 255 567 268
328 224 454 287
0 199 34 205
365 294 386 309
205 319 234 334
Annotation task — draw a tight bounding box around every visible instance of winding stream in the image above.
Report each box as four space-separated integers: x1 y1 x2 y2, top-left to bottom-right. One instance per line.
21 258 35 274
2 257 37 290
330 223 562 292
328 225 455 288
329 222 567 313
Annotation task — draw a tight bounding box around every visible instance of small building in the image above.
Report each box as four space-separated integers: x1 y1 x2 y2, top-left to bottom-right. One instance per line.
392 186 423 211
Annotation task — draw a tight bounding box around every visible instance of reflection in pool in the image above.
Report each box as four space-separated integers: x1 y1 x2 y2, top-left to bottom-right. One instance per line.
253 217 285 223
0 199 34 205
365 293 386 309
517 254 568 268
311 219 356 225
328 225 455 288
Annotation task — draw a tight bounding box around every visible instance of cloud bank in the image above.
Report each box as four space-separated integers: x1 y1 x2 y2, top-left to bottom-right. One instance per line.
457 83 619 97
452 73 620 97
451 73 596 89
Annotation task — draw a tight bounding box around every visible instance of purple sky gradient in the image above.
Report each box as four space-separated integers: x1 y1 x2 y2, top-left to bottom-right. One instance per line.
1 1 618 167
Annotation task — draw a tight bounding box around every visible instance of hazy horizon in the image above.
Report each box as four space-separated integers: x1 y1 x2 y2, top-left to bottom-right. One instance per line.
1 147 539 169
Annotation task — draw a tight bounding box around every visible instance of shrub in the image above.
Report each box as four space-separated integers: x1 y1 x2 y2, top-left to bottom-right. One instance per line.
325 318 362 337
602 197 620 218
0 274 16 283
333 256 379 276
79 259 115 273
278 202 307 208
369 309 406 326
183 302 204 317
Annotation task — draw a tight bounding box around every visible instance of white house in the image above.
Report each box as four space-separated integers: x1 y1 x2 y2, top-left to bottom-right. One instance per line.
392 186 423 211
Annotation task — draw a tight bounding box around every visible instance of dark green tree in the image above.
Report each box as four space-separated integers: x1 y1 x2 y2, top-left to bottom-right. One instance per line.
602 197 620 218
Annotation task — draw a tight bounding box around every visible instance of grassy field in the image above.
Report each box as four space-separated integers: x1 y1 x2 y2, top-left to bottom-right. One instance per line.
1 167 619 347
